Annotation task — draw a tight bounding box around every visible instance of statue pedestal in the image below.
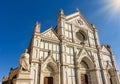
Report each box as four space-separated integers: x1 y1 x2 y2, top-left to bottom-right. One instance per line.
15 71 32 84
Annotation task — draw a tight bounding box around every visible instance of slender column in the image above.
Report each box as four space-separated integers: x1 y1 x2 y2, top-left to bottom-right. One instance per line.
60 42 66 84
95 69 103 84
57 62 61 84
76 67 81 84
39 61 43 84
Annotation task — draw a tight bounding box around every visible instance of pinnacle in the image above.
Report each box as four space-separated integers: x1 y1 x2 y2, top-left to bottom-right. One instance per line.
76 8 80 12
59 9 64 15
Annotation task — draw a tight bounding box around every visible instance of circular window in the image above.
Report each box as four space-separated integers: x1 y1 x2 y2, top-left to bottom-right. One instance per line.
76 30 88 42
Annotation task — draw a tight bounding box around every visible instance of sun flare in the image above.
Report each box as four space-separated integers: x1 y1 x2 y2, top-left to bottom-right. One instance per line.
104 0 120 15
109 0 120 12
97 0 120 21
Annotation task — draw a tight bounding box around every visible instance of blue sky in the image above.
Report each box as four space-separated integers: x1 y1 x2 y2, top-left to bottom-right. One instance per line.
0 0 120 81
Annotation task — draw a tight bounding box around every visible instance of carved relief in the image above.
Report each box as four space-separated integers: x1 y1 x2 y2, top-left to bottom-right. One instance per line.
42 29 59 41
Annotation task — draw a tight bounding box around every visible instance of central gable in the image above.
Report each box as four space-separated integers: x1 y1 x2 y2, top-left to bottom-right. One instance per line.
65 11 93 31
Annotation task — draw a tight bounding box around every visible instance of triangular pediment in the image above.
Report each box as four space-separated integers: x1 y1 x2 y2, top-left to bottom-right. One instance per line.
76 48 94 63
78 49 89 57
101 45 110 54
41 28 59 41
65 12 93 30
41 53 57 70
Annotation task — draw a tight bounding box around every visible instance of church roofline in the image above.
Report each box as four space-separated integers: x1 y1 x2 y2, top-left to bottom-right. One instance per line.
57 9 96 31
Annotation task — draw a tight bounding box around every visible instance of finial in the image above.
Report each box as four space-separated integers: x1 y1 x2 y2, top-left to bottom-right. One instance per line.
36 21 39 25
91 24 96 28
34 21 40 33
76 8 80 12
59 9 64 15
24 49 28 53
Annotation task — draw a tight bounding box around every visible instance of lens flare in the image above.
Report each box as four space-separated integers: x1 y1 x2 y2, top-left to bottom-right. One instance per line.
108 0 120 13
103 0 120 16
96 0 120 22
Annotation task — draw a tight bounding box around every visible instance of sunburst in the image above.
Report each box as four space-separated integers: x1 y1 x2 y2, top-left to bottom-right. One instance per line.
96 0 120 22
106 0 120 14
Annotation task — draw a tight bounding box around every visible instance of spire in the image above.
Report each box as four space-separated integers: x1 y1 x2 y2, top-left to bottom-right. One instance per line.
34 21 40 33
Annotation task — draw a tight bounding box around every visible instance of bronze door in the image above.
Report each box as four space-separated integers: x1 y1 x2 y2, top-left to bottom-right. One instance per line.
44 77 53 84
81 74 88 84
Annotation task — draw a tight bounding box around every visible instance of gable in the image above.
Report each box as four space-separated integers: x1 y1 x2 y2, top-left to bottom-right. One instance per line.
65 12 93 31
41 28 59 41
78 49 89 57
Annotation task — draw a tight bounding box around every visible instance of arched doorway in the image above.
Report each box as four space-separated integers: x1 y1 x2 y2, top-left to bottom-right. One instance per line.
43 64 54 84
80 60 91 84
41 62 59 84
44 77 53 84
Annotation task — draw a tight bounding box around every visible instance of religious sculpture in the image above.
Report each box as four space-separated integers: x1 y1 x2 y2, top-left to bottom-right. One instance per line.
19 49 30 71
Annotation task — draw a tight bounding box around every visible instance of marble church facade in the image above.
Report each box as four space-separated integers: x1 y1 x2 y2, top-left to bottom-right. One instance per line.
2 9 120 84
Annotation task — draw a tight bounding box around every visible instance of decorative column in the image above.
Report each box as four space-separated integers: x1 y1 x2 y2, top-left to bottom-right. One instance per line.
74 46 81 84
60 42 66 84
75 61 81 84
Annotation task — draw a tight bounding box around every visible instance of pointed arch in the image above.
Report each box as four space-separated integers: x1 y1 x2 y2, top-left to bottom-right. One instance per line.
80 56 94 69
79 57 93 84
77 49 94 69
78 55 95 84
41 53 58 71
47 62 59 73
41 60 60 84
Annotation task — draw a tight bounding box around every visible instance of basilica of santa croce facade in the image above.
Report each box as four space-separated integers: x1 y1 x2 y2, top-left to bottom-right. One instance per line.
2 9 120 84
